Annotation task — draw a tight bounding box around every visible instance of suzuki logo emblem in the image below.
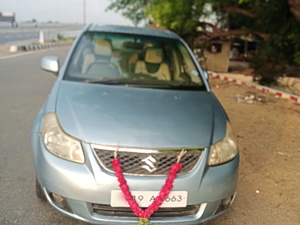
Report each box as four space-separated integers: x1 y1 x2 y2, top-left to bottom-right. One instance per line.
141 156 157 173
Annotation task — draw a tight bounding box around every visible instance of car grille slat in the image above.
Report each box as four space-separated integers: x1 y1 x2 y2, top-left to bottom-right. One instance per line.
92 146 203 176
92 203 201 217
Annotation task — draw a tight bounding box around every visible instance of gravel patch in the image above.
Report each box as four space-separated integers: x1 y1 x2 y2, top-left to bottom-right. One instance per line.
203 78 300 225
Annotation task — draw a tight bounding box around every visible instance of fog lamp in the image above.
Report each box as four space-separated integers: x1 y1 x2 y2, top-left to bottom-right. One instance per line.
214 194 235 215
51 193 67 209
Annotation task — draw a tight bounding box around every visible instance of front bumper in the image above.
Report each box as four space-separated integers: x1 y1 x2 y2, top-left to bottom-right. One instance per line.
32 134 239 225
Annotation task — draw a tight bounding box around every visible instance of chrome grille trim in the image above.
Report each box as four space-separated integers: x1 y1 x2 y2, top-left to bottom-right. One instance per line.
91 144 204 176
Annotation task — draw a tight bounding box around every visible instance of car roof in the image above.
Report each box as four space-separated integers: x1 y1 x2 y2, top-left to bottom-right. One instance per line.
87 24 180 40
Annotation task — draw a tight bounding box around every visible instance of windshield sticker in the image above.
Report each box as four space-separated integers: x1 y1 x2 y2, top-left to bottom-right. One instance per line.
191 70 199 76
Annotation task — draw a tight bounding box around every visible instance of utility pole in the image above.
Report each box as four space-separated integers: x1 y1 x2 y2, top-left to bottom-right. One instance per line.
83 0 86 25
16 0 20 28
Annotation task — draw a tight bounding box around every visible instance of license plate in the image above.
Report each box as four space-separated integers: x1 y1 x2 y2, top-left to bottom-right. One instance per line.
111 190 188 208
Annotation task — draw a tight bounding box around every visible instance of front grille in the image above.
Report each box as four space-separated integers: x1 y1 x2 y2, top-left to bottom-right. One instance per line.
92 203 201 218
92 145 203 176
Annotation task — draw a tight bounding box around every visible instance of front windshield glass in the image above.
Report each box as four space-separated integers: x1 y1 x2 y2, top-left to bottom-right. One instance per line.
64 31 206 90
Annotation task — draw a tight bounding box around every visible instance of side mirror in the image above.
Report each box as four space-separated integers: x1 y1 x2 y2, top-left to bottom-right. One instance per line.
40 56 60 75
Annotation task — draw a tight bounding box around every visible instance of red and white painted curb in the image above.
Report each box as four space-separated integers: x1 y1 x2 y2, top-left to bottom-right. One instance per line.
208 72 300 103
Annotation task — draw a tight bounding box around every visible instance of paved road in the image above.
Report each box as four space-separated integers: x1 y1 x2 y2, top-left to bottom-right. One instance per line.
0 31 39 45
0 47 88 225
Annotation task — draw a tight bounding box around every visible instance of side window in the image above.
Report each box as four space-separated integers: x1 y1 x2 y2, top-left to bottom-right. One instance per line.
178 44 201 83
68 35 94 76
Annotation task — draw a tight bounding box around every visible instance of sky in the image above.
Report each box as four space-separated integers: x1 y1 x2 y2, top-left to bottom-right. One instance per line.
0 0 133 26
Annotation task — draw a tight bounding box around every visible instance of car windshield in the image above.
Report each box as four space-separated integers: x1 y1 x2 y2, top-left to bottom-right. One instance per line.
64 31 206 90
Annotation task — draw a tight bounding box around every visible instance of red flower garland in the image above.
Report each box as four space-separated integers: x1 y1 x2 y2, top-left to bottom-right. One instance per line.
112 150 186 224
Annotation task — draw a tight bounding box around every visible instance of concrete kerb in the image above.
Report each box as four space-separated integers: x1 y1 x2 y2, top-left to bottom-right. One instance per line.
17 42 72 52
208 71 300 103
5 42 72 54
0 42 72 58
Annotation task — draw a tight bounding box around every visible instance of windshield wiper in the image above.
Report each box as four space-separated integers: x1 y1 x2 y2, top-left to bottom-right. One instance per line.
85 79 206 90
165 82 206 90
85 79 129 85
86 78 163 87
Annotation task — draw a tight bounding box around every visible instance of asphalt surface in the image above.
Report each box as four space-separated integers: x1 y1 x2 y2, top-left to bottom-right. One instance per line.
0 47 88 225
0 31 39 45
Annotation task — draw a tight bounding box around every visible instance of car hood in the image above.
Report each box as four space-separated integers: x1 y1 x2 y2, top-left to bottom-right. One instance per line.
56 81 227 148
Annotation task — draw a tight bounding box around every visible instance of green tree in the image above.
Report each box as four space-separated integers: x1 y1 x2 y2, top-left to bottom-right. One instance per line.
219 0 300 84
108 0 300 85
106 0 150 26
149 0 207 35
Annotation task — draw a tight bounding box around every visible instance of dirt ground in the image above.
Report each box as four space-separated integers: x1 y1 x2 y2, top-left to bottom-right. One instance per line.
204 78 300 225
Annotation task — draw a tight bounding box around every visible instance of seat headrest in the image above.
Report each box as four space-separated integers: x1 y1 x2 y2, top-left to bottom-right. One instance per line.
145 47 163 64
95 39 112 56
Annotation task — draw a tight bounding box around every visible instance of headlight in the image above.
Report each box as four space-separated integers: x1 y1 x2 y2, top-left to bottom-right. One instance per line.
208 122 238 166
41 112 84 163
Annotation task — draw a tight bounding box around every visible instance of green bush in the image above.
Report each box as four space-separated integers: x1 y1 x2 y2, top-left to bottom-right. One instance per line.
250 40 287 86
57 33 64 41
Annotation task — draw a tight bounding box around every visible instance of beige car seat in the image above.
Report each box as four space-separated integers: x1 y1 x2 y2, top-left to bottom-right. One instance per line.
128 53 139 73
135 47 170 80
81 39 119 78
81 49 95 74
81 39 113 73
